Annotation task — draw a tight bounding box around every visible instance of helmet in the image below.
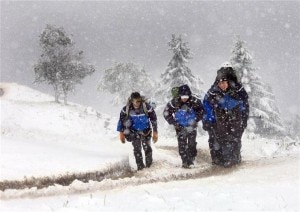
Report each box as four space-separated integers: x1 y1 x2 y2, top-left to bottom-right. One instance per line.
221 61 232 68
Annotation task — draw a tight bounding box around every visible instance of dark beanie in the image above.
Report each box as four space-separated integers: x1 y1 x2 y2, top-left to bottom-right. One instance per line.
130 92 141 100
179 84 192 96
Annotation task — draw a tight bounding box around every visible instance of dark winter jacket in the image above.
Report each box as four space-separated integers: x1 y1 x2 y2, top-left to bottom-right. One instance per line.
202 81 249 138
117 102 157 134
164 94 204 128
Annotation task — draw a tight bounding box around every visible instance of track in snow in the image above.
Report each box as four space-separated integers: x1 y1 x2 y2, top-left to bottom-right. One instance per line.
0 146 273 199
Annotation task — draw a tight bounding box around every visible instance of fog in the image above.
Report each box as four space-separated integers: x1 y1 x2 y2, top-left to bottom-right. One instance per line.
1 1 299 119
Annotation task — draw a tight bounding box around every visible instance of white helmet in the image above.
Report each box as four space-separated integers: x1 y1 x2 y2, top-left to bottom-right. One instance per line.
221 61 232 68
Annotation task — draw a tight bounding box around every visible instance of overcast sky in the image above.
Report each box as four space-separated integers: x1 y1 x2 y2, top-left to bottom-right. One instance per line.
1 1 299 119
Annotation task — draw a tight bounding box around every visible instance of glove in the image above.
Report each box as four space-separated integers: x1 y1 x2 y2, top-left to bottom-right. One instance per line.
152 131 158 143
119 132 125 144
190 121 198 129
174 123 183 130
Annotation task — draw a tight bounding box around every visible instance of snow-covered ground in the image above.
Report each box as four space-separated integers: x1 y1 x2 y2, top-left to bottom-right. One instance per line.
1 83 299 211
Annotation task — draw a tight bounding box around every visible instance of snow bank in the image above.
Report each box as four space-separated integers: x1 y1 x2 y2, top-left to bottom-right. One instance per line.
0 83 128 181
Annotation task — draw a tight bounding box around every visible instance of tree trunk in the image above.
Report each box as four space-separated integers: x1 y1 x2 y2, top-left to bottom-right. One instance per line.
54 84 60 103
63 89 68 105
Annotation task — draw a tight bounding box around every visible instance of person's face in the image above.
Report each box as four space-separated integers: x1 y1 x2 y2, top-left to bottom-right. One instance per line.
132 98 142 109
218 80 229 91
180 96 189 103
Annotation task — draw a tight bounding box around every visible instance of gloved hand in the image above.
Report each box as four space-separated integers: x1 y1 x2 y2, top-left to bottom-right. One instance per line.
190 121 198 129
119 132 125 144
174 123 183 131
152 131 158 143
202 121 215 131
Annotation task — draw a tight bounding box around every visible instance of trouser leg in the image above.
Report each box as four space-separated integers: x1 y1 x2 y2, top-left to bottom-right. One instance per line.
131 136 145 170
221 141 233 166
235 130 244 164
177 128 197 167
187 129 197 165
232 136 242 164
208 130 223 165
177 129 189 166
141 134 152 168
221 138 242 167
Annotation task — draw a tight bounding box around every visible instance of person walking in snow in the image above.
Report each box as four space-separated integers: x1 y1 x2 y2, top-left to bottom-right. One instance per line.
163 84 204 168
202 62 249 168
117 92 158 171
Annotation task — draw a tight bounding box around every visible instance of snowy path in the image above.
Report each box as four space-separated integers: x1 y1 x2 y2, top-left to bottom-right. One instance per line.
1 146 296 200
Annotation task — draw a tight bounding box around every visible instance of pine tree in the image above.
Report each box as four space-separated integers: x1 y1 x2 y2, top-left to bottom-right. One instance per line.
34 24 95 104
155 34 204 105
230 37 285 137
285 114 300 138
98 62 155 105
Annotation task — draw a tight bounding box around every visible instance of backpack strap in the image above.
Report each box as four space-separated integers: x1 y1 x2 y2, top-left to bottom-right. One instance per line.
125 97 131 117
125 104 130 117
125 99 149 117
142 102 149 117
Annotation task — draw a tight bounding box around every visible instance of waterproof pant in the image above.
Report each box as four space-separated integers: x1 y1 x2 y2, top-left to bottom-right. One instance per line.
212 130 243 167
130 132 152 170
176 127 197 166
213 107 244 167
207 130 223 165
220 139 242 166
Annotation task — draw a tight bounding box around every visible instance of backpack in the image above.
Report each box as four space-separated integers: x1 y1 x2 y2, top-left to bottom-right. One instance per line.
171 87 179 98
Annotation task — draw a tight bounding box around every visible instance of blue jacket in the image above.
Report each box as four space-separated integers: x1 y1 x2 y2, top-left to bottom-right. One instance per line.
203 82 249 127
117 102 157 133
163 95 204 127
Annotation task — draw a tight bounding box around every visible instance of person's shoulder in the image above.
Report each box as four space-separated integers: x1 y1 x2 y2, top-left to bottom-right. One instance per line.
144 102 153 110
207 84 219 95
231 82 247 93
167 97 180 108
120 105 128 114
190 94 202 103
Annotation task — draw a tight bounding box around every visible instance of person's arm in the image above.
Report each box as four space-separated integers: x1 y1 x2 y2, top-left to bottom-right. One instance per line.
202 93 217 131
192 96 204 123
117 106 127 143
147 104 158 132
239 88 249 129
163 100 177 125
117 106 127 132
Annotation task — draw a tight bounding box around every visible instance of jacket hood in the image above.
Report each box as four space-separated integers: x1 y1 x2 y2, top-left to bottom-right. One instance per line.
179 84 192 96
216 67 239 83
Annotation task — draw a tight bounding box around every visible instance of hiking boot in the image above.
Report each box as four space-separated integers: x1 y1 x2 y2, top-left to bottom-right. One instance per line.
146 157 153 168
187 159 194 166
137 164 145 171
212 158 223 166
146 162 152 168
182 162 191 169
223 161 233 168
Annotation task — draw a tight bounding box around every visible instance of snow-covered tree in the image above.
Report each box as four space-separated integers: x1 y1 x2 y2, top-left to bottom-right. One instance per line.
98 62 155 105
284 114 300 138
155 34 204 105
34 24 95 104
230 37 285 137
